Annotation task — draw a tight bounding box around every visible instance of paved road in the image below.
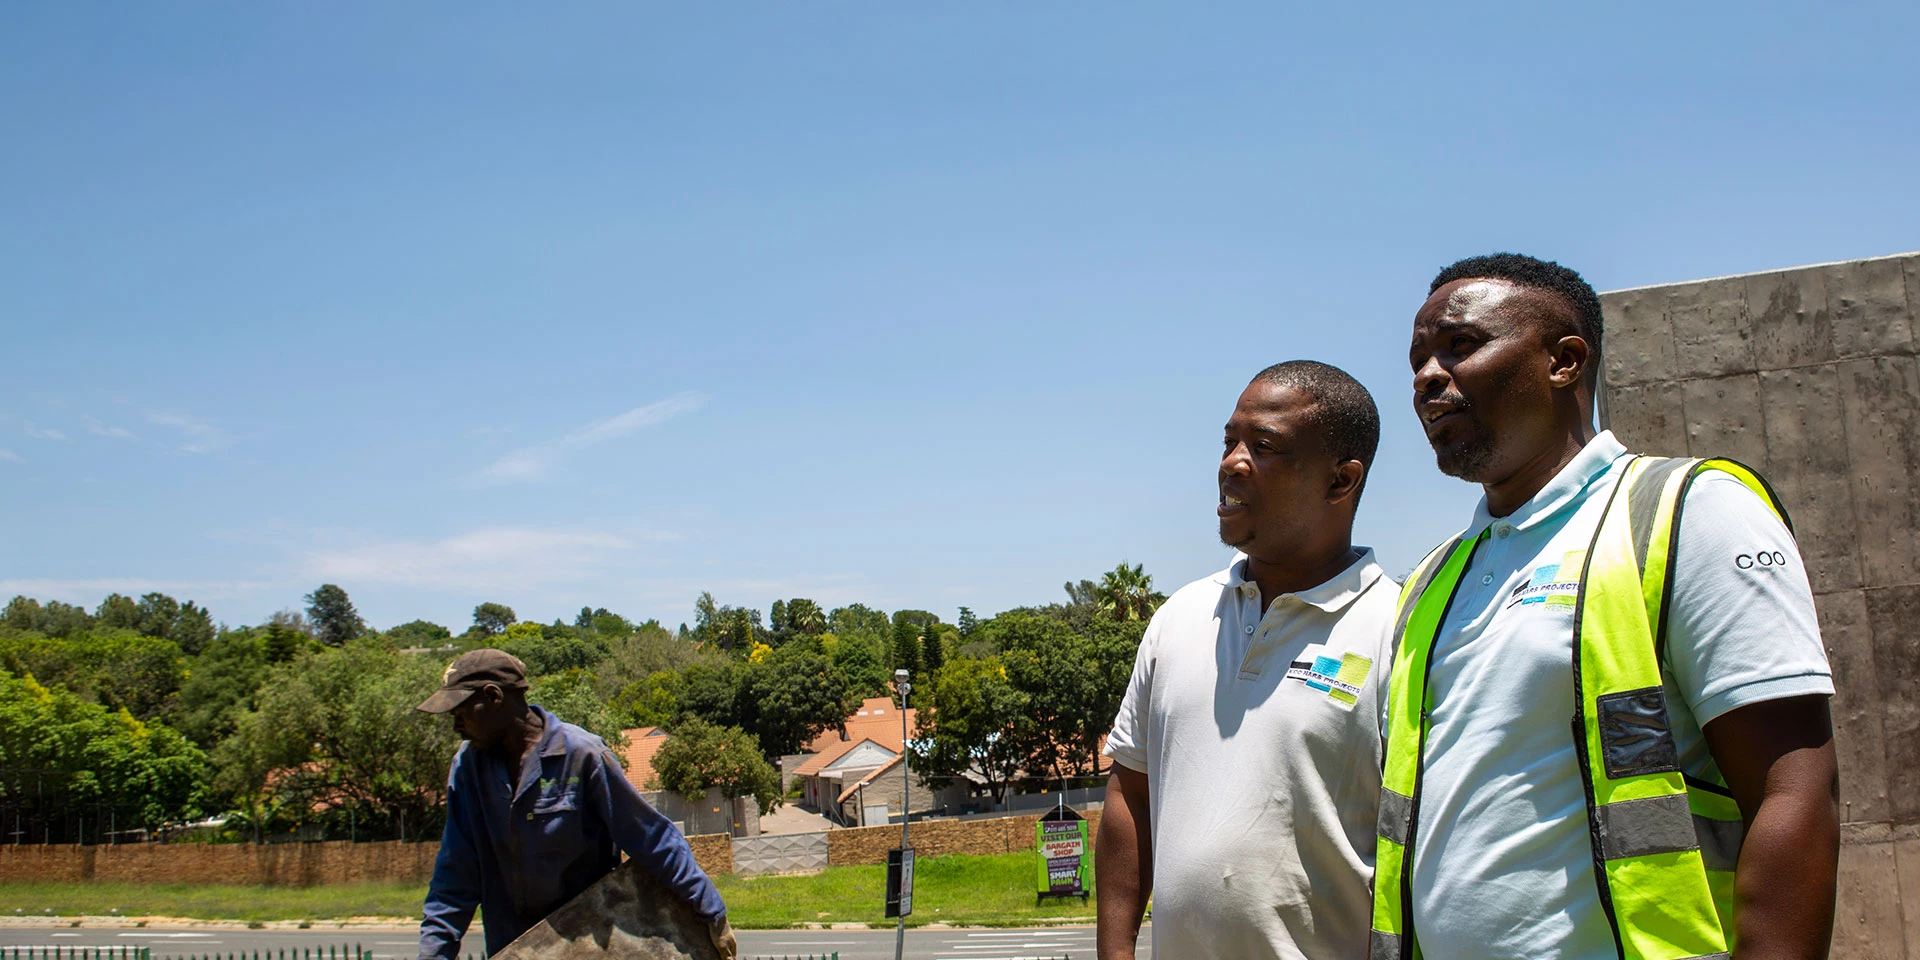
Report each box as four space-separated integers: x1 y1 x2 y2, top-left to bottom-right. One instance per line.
0 925 1148 960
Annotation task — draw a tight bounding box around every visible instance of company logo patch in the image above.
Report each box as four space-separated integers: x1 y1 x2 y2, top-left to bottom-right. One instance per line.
1285 653 1373 708
1506 549 1585 609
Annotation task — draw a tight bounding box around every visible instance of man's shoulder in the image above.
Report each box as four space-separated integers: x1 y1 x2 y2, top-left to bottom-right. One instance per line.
1153 568 1239 618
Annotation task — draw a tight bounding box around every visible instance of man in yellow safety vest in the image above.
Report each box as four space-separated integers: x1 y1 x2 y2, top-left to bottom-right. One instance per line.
1371 253 1839 960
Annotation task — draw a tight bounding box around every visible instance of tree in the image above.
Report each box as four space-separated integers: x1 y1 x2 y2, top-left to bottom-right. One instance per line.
956 607 978 638
921 625 949 674
385 619 452 648
733 644 860 758
529 669 627 750
785 599 826 636
1097 562 1167 622
304 585 366 646
0 670 206 841
891 618 920 679
263 618 309 663
828 604 891 639
2 596 94 638
170 602 216 655
650 718 782 816
504 631 611 676
828 632 889 700
0 628 188 721
212 638 460 841
986 610 1144 780
472 603 517 638
611 671 684 729
913 656 1031 805
95 594 140 630
167 628 269 748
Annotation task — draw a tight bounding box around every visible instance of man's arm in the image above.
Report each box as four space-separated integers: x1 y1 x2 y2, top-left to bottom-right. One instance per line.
1702 694 1839 960
419 769 482 960
1096 765 1151 960
590 748 729 923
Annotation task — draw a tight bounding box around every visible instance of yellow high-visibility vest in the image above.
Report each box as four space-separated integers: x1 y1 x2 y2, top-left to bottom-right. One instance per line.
1371 456 1789 960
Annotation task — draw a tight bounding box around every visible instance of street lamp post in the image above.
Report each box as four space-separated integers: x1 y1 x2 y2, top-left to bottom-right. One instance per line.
894 667 912 960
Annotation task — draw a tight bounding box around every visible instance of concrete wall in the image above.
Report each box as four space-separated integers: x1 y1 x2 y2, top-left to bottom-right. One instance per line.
1599 251 1920 960
0 835 737 888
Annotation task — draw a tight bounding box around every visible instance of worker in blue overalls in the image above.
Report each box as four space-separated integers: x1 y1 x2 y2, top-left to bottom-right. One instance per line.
415 649 736 960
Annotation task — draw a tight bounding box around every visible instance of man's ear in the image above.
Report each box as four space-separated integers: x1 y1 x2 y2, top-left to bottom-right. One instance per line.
1328 459 1365 506
1548 335 1592 390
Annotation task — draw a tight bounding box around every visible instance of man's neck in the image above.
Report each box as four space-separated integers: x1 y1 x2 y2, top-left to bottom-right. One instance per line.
1484 421 1597 518
498 707 545 772
1245 541 1359 615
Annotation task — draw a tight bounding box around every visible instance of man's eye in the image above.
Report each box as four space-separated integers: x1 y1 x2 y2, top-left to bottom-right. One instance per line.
1452 336 1477 352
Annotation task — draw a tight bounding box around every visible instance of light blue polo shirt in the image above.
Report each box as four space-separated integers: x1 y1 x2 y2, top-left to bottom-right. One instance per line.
1403 431 1832 960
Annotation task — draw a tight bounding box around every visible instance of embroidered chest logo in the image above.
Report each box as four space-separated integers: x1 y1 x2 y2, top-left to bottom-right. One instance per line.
1506 550 1585 609
1284 653 1373 709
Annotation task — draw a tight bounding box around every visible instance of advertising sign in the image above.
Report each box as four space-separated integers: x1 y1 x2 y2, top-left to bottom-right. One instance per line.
1034 810 1090 899
885 847 915 918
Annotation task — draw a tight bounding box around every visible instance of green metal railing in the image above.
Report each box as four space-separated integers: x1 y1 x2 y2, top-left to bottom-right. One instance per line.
161 949 373 960
3 949 151 960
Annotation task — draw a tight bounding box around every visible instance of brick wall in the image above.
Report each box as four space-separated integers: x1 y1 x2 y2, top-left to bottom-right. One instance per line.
826 810 1103 867
1599 251 1920 959
0 834 739 888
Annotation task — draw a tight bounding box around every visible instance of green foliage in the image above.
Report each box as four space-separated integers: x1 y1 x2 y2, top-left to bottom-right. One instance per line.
0 670 207 836
2 596 95 639
95 593 141 630
471 603 516 637
914 656 1030 803
827 632 889 700
212 638 459 840
1096 562 1167 622
502 626 611 676
649 718 781 815
304 584 367 647
692 593 764 652
528 668 627 750
890 615 924 679
733 643 860 758
987 610 1144 780
956 606 977 638
262 619 312 663
0 627 188 720
610 670 683 728
828 603 891 639
167 628 270 748
384 619 452 648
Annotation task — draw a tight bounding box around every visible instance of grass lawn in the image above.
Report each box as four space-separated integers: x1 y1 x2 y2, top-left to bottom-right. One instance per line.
0 851 1094 929
0 882 429 923
714 851 1093 928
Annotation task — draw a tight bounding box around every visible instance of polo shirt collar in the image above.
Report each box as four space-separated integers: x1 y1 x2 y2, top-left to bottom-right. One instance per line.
1465 430 1629 537
532 705 569 758
1217 547 1386 613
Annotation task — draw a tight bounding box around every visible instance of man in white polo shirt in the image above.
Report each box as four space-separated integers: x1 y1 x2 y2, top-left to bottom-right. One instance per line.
1097 360 1400 960
1374 253 1837 959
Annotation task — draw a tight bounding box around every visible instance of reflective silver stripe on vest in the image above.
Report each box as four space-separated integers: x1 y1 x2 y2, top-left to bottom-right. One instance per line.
1369 929 1403 960
1627 456 1693 576
1378 788 1412 845
1596 793 1699 860
1694 814 1744 872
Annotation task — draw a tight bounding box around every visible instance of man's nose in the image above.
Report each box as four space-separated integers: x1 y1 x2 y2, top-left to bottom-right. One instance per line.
1413 353 1449 400
1221 443 1252 476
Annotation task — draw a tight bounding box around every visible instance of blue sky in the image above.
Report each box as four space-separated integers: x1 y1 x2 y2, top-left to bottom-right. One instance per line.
3 4 1915 632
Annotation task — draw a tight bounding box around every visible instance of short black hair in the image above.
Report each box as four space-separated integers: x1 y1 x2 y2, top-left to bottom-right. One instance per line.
1430 252 1604 368
1251 360 1381 503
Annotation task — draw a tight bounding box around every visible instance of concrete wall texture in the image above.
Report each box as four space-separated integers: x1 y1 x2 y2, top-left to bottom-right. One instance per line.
1598 251 1920 960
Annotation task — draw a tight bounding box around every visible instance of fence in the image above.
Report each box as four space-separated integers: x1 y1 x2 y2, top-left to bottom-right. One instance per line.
731 831 828 877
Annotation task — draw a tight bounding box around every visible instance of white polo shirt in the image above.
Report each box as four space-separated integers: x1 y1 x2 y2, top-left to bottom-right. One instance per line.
1405 431 1834 959
1105 549 1400 960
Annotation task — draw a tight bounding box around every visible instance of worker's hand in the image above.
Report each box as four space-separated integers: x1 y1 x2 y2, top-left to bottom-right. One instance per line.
707 915 738 960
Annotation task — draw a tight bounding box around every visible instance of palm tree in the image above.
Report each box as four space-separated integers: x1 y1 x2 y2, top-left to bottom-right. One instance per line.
1098 562 1167 621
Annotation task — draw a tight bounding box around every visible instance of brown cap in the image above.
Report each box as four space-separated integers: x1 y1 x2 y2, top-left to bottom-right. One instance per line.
416 648 529 713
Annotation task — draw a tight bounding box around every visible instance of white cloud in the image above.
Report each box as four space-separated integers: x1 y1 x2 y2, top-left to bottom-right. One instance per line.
473 392 705 485
146 411 231 453
0 449 20 462
306 527 636 592
24 423 69 442
84 416 136 440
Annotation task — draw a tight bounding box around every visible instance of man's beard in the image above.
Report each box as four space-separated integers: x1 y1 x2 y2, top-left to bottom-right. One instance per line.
1219 525 1253 550
1435 433 1496 481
